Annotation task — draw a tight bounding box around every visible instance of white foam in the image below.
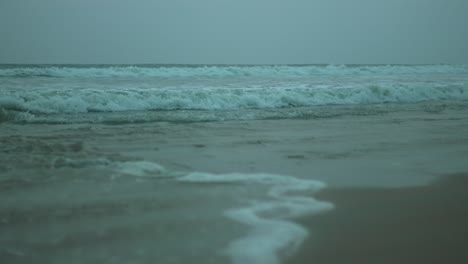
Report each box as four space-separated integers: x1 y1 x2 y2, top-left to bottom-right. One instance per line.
179 172 333 264
114 161 166 177
1 83 467 115
50 159 170 178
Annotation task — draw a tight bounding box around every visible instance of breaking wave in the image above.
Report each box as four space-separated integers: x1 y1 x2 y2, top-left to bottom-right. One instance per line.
1 83 467 115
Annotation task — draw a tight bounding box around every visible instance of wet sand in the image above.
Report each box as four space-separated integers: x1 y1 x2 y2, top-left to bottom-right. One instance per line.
288 173 468 264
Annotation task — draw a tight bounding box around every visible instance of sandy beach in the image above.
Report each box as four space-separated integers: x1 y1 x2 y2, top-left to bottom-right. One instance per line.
288 173 468 264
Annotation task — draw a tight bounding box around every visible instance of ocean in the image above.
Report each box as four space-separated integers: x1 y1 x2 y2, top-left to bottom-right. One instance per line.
1 64 468 124
1 64 468 264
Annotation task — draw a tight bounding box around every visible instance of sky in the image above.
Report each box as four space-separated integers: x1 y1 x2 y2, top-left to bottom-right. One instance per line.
1 0 467 64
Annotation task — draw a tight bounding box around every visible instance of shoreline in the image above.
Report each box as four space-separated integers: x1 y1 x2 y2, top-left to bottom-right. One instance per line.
287 173 468 264
1 101 468 263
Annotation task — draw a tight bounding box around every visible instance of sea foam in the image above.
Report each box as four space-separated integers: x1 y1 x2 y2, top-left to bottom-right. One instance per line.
180 172 332 264
1 82 467 115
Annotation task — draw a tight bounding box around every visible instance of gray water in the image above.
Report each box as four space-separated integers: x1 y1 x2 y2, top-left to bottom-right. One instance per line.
1 64 468 264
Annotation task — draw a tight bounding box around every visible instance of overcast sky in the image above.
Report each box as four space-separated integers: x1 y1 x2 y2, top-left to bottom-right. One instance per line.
1 0 467 64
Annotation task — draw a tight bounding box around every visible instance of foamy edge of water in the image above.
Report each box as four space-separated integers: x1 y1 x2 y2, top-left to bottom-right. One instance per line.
104 161 333 264
179 172 333 264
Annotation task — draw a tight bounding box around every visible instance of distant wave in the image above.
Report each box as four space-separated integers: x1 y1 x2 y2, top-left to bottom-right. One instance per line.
1 64 467 78
1 83 467 115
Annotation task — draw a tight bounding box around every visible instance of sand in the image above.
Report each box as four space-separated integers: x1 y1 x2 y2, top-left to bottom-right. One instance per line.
288 173 468 264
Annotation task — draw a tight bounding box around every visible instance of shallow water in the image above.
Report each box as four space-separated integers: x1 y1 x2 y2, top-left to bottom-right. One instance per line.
2 102 468 263
0 147 331 264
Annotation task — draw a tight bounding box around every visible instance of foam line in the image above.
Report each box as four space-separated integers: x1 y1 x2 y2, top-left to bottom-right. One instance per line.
179 172 333 264
1 83 467 115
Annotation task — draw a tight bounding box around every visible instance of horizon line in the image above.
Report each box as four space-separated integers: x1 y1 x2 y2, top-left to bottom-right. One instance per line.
0 63 461 66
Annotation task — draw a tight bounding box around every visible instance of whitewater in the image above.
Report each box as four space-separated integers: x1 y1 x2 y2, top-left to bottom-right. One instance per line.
1 64 467 123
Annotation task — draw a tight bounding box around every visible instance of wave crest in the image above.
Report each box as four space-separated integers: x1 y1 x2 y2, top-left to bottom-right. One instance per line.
1 83 467 115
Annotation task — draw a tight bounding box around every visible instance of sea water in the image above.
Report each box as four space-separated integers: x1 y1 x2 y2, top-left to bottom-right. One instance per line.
1 64 467 123
1 64 467 263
